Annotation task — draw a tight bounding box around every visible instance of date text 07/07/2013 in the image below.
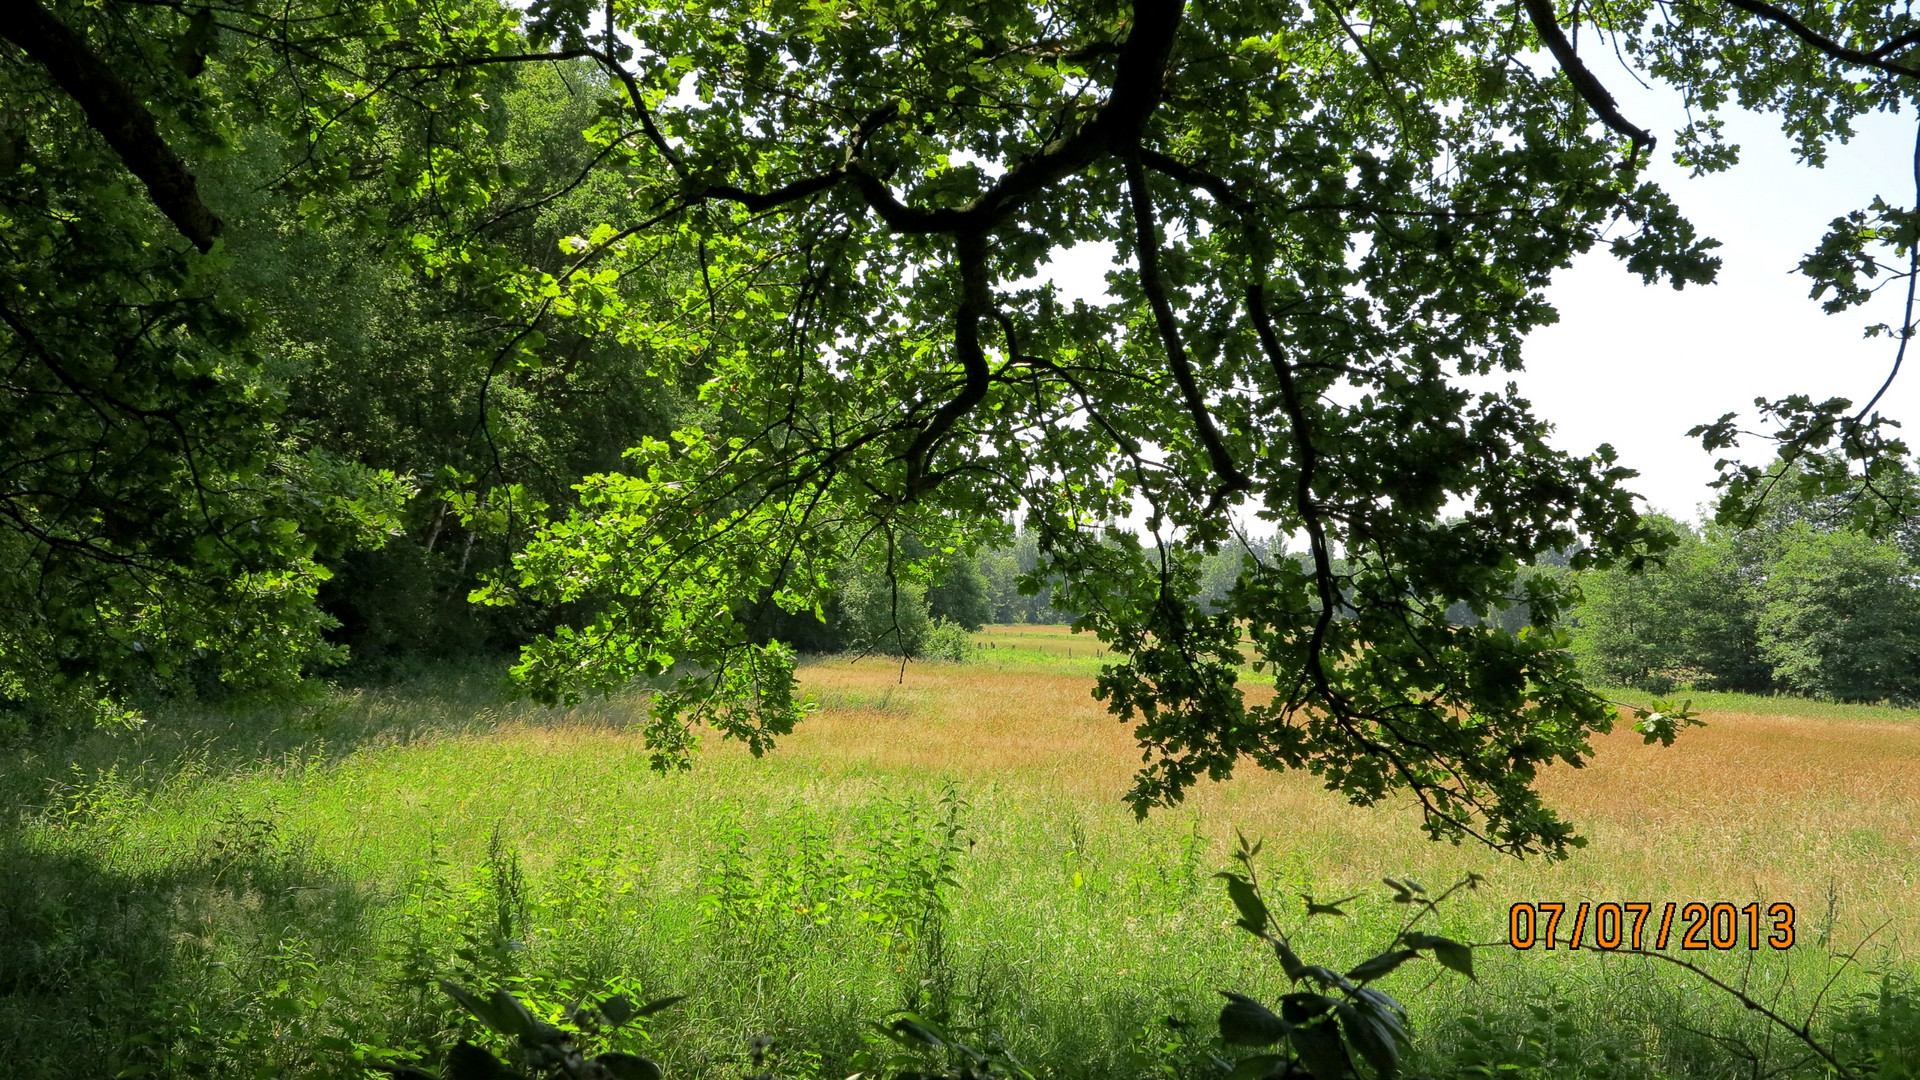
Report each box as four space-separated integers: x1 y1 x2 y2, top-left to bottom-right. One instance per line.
1508 902 1796 951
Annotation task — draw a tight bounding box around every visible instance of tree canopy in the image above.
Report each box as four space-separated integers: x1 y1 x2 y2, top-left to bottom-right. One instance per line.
6 0 1919 855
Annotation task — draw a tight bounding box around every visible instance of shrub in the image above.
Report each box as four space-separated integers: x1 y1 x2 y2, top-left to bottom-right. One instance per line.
839 570 934 658
923 619 977 663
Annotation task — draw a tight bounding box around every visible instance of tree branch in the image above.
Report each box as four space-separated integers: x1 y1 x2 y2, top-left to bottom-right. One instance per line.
1520 0 1656 159
1246 281 1342 697
901 232 993 492
1124 155 1250 507
1722 0 1920 78
400 49 598 72
2 0 223 251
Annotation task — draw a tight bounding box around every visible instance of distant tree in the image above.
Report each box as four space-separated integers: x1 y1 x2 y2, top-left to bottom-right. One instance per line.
1758 527 1920 703
1195 535 1282 612
976 546 1024 625
925 554 991 631
1571 521 1767 693
838 568 934 658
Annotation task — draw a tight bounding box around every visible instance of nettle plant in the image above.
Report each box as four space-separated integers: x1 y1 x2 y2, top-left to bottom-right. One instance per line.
1210 836 1479 1080
382 983 684 1080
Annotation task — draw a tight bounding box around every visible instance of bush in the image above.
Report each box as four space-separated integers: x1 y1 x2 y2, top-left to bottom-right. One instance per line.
839 570 934 658
923 619 977 663
1833 976 1920 1080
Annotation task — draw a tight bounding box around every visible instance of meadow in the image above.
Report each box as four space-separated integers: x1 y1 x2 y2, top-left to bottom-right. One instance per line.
2 625 1916 1079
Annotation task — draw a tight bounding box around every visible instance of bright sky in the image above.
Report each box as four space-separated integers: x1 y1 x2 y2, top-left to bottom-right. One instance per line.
1520 82 1916 521
1039 84 1917 526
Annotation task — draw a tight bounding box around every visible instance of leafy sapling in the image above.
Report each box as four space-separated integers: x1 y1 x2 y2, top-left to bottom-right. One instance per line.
1212 834 1481 1080
376 981 683 1080
849 1012 1034 1080
1621 698 1706 747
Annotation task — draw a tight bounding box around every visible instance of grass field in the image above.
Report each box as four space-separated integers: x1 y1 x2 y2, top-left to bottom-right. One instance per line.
2 626 1916 1079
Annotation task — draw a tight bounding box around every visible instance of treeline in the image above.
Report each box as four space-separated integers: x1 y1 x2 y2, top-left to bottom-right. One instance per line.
757 532 1285 659
756 499 1920 709
1571 503 1920 704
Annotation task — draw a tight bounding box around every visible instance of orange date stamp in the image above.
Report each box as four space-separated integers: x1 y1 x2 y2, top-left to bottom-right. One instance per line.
1508 901 1797 951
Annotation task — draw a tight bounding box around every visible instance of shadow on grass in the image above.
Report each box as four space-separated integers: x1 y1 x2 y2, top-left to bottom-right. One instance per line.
0 821 380 1079
0 661 648 817
0 667 557 1078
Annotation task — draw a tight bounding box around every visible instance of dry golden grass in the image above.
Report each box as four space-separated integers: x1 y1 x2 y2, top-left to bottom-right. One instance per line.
763 655 1920 950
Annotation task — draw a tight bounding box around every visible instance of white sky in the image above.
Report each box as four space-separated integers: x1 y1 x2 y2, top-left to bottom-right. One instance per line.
1039 85 1917 527
1521 83 1916 522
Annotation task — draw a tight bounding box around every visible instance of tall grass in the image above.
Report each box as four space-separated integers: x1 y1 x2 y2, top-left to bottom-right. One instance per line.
0 645 1914 1079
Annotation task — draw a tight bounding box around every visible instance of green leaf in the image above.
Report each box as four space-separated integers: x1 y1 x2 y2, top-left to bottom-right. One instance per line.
440 981 509 1035
595 1052 663 1080
1337 1001 1401 1079
487 988 546 1041
1273 938 1307 979
1345 949 1421 983
1217 872 1270 936
446 1042 512 1080
1279 992 1336 1025
1293 966 1354 991
889 1015 947 1048
634 994 687 1018
1227 1053 1291 1080
1219 992 1291 1046
1303 892 1360 917
1290 1019 1349 1080
1402 933 1474 980
598 995 637 1027
1352 990 1409 1045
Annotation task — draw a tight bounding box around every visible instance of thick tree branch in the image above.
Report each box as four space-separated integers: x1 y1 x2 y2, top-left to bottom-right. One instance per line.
2 0 223 251
902 232 993 492
850 0 1188 234
1722 0 1920 78
1246 281 1341 692
400 49 597 71
1869 27 1920 60
587 2 689 179
1124 155 1250 507
1520 0 1656 158
705 102 903 215
1138 149 1254 212
964 0 1185 220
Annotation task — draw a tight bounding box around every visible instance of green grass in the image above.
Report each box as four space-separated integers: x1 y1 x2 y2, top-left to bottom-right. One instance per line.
0 654 1914 1080
1595 684 1920 723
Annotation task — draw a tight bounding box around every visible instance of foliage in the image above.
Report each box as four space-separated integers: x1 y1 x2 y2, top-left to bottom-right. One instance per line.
467 0 1750 857
1210 834 1479 1080
1570 519 1767 694
925 555 992 633
0 0 706 713
923 620 978 663
1758 527 1920 704
975 535 1060 627
408 982 682 1080
1832 977 1920 1080
1572 476 1920 702
840 568 936 660
14 0 1920 855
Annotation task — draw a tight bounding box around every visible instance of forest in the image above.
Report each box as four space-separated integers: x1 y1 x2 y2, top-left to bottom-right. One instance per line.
4 0 1920 1076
